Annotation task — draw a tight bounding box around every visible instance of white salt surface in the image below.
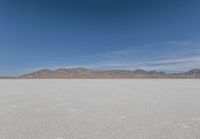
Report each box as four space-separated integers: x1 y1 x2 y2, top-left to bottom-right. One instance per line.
0 79 200 139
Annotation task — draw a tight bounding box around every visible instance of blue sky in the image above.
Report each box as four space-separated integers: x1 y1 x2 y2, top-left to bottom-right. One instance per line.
1 0 200 76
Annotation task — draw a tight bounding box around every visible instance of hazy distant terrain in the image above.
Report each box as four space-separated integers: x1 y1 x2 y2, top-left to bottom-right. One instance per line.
0 79 200 139
3 68 199 79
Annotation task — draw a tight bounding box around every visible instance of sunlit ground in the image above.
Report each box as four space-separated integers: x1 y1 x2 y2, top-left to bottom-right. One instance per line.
0 79 200 139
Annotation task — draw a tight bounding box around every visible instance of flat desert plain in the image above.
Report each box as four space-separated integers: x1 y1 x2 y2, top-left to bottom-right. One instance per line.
0 79 200 139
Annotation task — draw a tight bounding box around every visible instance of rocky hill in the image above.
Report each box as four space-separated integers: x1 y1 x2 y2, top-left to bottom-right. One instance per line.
1 68 200 79
19 68 172 79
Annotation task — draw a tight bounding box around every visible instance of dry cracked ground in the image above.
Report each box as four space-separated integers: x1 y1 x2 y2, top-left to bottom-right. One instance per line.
0 79 200 139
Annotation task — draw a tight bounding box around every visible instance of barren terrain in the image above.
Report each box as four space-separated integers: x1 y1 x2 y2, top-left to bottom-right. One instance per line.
0 79 200 139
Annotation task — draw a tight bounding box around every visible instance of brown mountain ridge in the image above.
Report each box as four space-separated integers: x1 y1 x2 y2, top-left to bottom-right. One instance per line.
12 68 200 79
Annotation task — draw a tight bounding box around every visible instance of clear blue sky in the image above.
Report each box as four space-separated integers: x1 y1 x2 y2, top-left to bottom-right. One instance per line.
1 0 200 76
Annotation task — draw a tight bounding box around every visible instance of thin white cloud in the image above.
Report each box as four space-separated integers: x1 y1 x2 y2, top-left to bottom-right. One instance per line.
28 40 200 73
82 40 200 72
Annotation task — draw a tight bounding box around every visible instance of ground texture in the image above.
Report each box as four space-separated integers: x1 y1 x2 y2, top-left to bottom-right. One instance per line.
0 79 200 139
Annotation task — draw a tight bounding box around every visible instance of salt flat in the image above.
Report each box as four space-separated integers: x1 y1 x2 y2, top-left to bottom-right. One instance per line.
0 79 200 139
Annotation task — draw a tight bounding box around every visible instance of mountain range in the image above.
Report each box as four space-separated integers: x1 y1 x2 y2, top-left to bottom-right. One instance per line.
1 68 199 79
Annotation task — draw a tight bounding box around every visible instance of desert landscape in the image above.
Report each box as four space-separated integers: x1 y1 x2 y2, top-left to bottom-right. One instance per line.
0 79 200 139
1 0 200 138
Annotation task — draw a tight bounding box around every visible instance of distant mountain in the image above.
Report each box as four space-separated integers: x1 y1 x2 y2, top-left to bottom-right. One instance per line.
1 68 200 79
174 69 200 78
19 68 171 79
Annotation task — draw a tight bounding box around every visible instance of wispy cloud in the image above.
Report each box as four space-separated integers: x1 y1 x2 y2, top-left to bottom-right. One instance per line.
28 40 200 73
77 40 200 72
